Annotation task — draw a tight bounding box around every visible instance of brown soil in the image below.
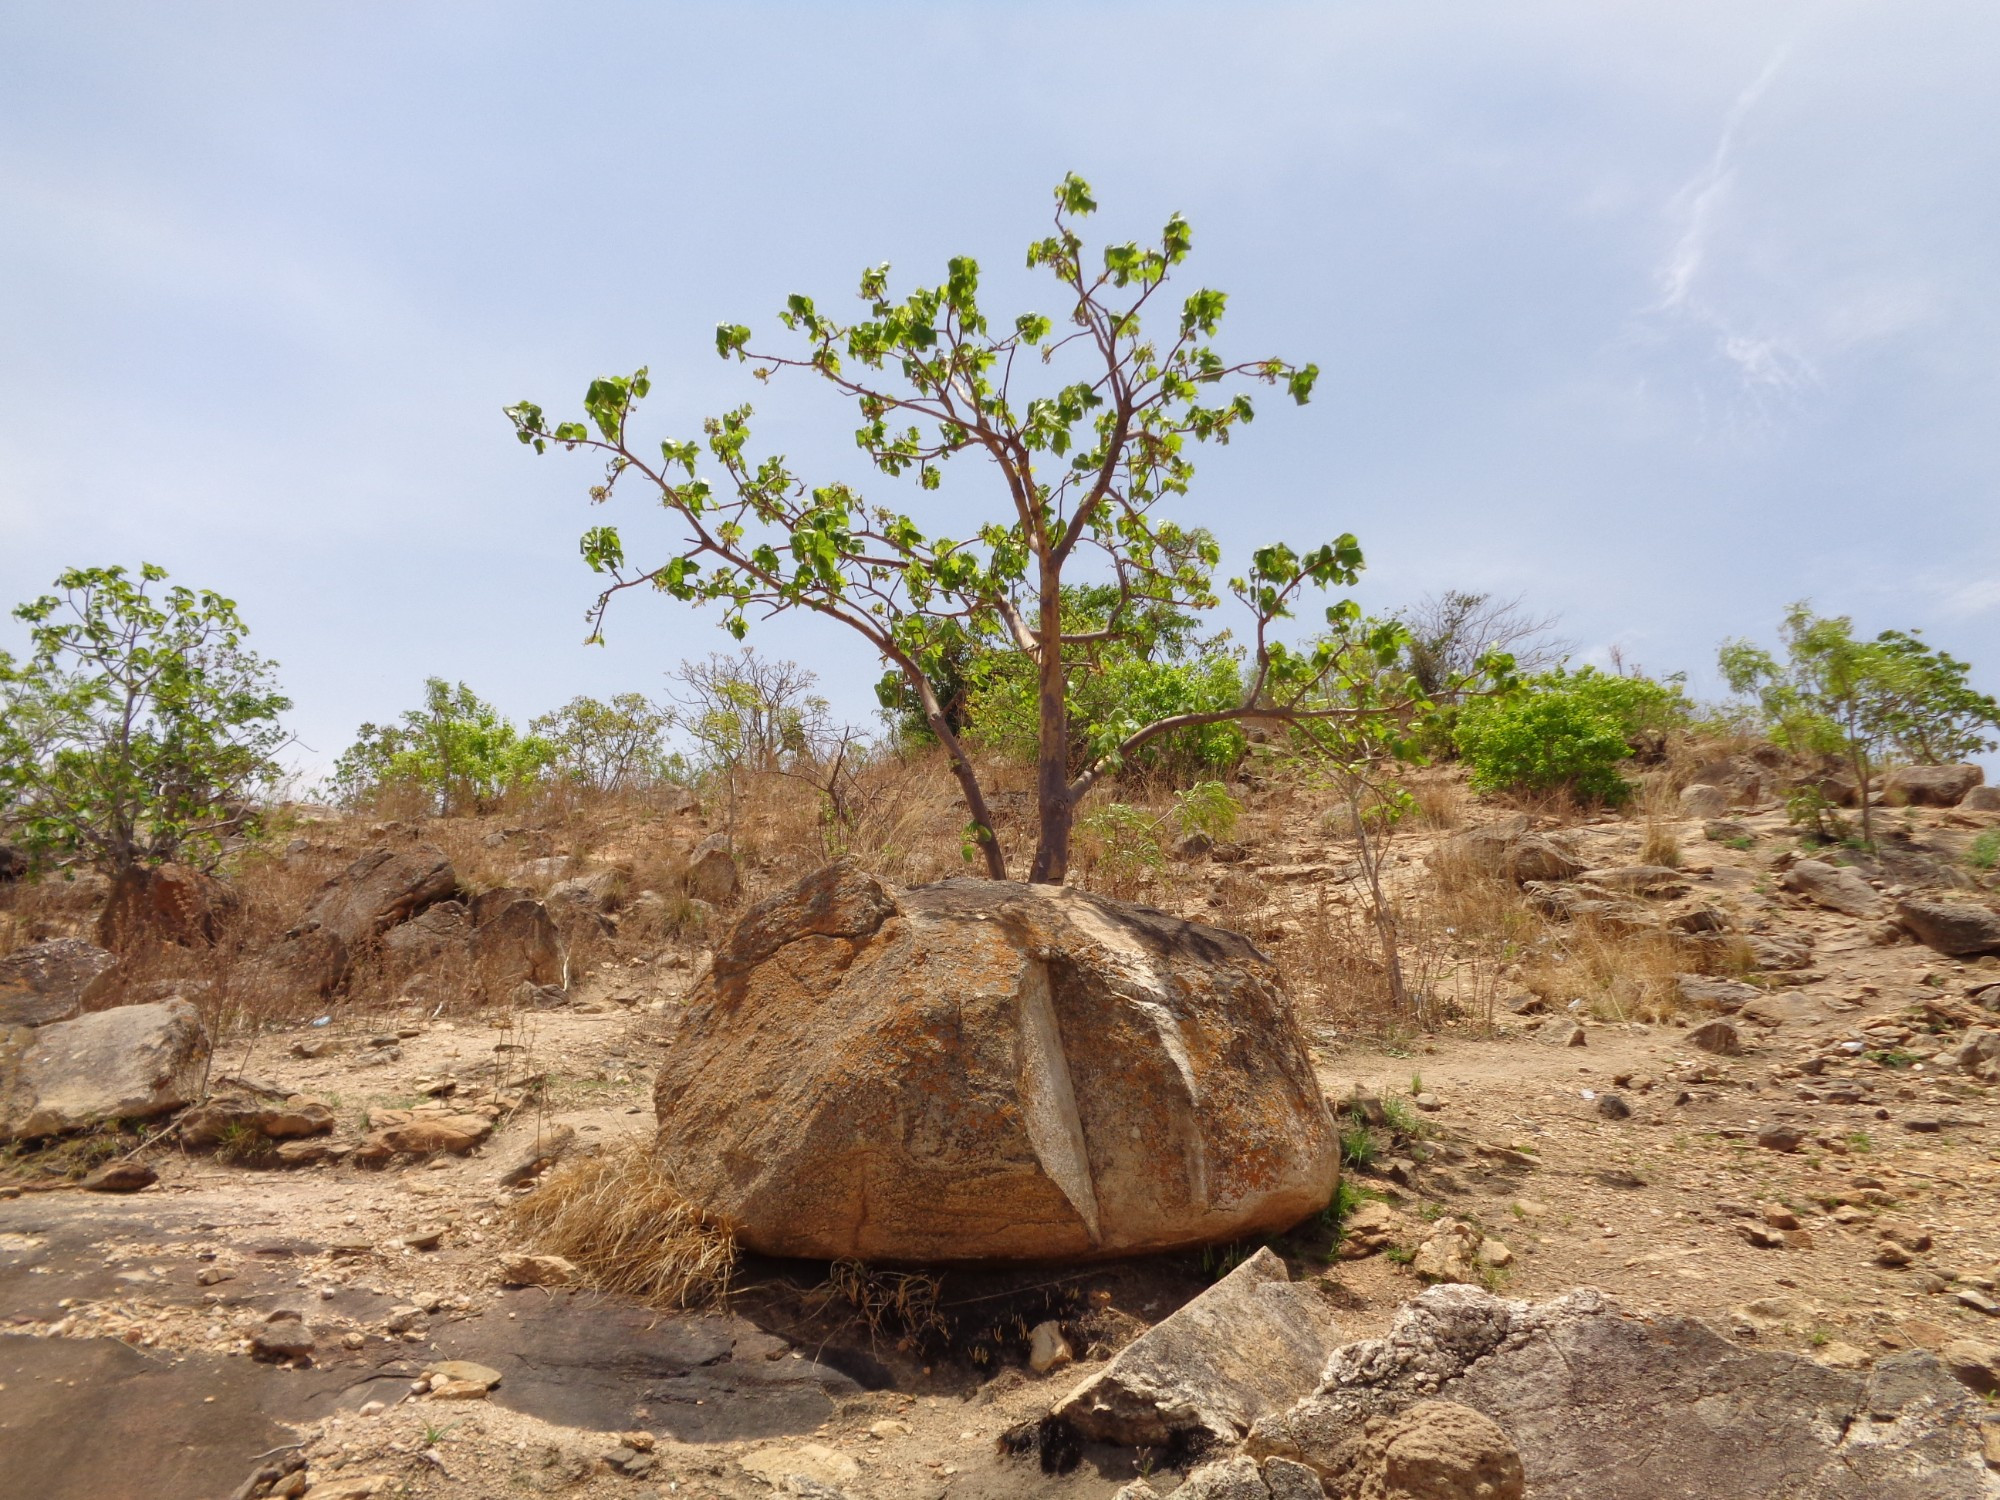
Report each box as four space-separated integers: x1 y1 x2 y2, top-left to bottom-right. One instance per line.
3 777 1999 1498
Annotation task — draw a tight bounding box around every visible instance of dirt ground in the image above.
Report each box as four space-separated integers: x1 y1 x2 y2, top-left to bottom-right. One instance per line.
4 790 1999 1499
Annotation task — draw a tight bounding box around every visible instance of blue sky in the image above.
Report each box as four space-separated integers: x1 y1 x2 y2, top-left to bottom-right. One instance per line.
4 3 1997 776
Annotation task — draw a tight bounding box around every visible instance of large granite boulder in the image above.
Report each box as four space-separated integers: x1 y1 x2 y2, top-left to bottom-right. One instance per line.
0 939 117 1027
297 844 456 947
653 863 1339 1262
0 999 210 1141
1248 1284 1996 1499
470 895 564 996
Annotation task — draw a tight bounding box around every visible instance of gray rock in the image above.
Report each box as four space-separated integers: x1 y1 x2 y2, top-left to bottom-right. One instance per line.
1679 784 1732 819
1896 897 2000 957
1886 764 1984 807
1687 1019 1744 1056
1576 865 1689 897
0 938 117 1027
1434 820 1586 886
510 855 572 886
380 899 469 962
686 835 741 904
1259 1457 1327 1500
1173 1456 1269 1500
1964 786 2000 812
471 896 565 996
548 867 621 911
1674 974 1762 1013
299 844 456 947
1781 859 1886 919
0 999 210 1141
1249 1285 1994 1499
1053 1247 1337 1446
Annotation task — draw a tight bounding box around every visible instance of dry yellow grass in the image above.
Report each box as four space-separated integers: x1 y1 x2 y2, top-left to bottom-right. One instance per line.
508 1141 736 1308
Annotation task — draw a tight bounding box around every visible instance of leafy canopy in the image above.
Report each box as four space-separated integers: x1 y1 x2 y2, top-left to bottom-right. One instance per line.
331 679 554 815
1721 602 2000 842
0 563 291 874
530 693 683 793
508 174 1463 881
1454 667 1682 805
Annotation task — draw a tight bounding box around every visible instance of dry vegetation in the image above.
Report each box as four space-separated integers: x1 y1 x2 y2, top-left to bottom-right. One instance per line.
0 727 1874 1051
508 1141 737 1308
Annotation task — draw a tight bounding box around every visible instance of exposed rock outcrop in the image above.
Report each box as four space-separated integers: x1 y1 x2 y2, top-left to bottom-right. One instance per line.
0 999 210 1141
0 938 117 1027
1248 1284 1996 1499
298 844 456 947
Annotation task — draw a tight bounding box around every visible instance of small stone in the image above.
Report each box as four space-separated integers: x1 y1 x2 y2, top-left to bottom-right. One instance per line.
251 1310 314 1361
1564 1025 1588 1048
1877 1240 1915 1268
398 1227 445 1251
869 1419 913 1439
423 1358 502 1389
299 1476 390 1500
1739 1225 1788 1250
1689 1020 1744 1056
1476 1238 1514 1269
1028 1319 1074 1374
82 1160 157 1193
384 1305 426 1334
357 1399 386 1416
1941 1338 2000 1394
1413 1092 1443 1112
1596 1093 1632 1121
1958 1289 2000 1317
428 1378 491 1400
1816 1340 1872 1370
497 1252 577 1288
1762 1204 1802 1230
1757 1123 1808 1153
1879 1220 1935 1253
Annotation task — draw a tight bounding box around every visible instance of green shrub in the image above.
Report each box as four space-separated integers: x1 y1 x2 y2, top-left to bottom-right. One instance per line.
1970 830 2000 871
1453 667 1682 804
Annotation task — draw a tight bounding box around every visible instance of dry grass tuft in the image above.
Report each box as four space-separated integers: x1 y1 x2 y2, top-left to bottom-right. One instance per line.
811 1259 952 1352
1516 914 1686 1023
509 1141 736 1308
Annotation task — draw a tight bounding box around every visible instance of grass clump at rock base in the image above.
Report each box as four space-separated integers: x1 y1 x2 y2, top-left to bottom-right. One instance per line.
508 1141 736 1308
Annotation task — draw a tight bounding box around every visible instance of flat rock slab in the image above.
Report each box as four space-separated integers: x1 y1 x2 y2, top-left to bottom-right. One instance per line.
455 1288 862 1441
1250 1285 1998 1499
0 1193 854 1493
0 1334 346 1500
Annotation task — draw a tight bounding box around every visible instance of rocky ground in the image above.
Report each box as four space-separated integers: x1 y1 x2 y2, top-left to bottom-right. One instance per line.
4 778 2000 1498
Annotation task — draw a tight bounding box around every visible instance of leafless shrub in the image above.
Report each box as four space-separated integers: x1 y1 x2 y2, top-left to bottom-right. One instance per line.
810 1259 952 1352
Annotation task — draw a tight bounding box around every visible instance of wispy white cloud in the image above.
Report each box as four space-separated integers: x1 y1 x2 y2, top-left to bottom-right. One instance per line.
1653 48 1819 396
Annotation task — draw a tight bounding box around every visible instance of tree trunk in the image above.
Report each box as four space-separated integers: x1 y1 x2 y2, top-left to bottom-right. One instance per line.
1028 583 1071 885
1853 742 1874 847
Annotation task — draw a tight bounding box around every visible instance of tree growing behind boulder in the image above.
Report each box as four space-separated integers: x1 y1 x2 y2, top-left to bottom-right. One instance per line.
509 175 1472 883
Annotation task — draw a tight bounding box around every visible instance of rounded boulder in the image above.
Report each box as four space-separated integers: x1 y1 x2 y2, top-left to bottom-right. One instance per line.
652 862 1339 1262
